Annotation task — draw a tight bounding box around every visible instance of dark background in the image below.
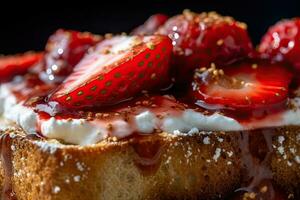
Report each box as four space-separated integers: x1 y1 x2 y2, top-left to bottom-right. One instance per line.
1 0 300 55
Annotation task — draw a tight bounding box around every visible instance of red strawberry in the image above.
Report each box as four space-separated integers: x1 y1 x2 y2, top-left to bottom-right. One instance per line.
192 60 292 112
131 14 168 35
158 10 253 83
41 29 102 83
0 52 43 83
49 35 173 109
259 18 300 71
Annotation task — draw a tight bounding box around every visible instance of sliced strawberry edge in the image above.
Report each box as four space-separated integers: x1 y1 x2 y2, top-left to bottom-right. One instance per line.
49 35 173 108
0 52 43 68
0 52 43 82
192 61 293 111
53 35 171 96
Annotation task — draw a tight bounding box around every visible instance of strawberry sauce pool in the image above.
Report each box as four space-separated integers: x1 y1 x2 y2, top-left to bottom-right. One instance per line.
2 73 300 141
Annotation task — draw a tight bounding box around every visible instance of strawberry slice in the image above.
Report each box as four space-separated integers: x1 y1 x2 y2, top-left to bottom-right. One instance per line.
0 52 43 82
158 10 253 84
40 29 102 83
131 14 168 35
49 35 172 109
192 60 292 112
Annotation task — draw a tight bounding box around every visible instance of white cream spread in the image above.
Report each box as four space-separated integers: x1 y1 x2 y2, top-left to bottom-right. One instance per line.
40 118 108 145
1 83 300 145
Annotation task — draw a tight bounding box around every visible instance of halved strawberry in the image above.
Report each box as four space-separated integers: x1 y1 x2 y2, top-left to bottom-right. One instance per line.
131 14 168 35
259 18 300 71
49 35 173 109
158 10 253 83
0 52 43 82
41 29 102 83
192 60 292 112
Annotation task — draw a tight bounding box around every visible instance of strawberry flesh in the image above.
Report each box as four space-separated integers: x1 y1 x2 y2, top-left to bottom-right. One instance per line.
158 10 253 83
0 52 43 83
192 60 292 114
49 35 173 109
40 29 102 83
259 18 300 71
131 14 168 35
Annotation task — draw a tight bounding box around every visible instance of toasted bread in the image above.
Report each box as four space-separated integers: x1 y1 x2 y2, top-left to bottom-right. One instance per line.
0 126 300 200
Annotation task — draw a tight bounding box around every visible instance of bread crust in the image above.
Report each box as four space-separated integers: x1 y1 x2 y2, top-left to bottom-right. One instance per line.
0 126 299 200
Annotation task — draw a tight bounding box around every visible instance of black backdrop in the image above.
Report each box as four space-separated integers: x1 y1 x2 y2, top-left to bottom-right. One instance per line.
1 0 300 55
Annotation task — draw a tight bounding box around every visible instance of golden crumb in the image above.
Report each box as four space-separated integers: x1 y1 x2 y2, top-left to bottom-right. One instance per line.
217 39 224 46
260 185 268 193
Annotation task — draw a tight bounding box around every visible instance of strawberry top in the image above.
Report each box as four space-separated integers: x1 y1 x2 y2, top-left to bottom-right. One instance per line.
259 18 300 71
158 10 253 83
40 29 102 83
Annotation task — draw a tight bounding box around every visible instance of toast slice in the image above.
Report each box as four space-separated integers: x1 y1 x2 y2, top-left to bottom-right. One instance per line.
1 126 300 200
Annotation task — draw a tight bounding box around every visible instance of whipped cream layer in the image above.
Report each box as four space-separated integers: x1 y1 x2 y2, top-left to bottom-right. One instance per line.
1 83 300 145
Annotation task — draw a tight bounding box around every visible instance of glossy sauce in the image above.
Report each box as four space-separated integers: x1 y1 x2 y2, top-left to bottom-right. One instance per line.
6 73 290 127
193 97 288 125
232 129 288 200
35 94 188 119
129 134 165 175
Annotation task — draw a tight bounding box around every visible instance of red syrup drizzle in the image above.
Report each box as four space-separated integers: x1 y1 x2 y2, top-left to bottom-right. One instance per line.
0 134 17 200
34 94 190 133
230 129 289 200
193 97 288 125
128 134 165 176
